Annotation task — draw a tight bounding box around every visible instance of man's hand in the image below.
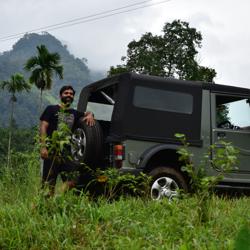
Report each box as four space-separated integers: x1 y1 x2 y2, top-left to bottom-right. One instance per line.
83 112 95 126
40 147 49 159
40 120 49 159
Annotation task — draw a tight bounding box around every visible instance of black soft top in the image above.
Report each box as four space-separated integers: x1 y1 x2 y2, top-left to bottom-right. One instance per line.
77 73 249 146
78 73 250 102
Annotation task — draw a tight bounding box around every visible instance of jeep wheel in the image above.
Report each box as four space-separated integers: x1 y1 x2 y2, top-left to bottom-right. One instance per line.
149 167 188 200
71 119 103 168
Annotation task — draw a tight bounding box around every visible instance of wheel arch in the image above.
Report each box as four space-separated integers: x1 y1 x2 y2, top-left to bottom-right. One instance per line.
138 144 190 184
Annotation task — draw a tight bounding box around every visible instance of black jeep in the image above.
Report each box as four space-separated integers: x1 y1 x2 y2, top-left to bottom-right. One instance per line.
71 73 250 199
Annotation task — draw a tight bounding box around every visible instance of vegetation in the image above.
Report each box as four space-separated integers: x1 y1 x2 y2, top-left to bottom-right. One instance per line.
0 88 46 128
0 127 248 249
108 20 216 82
0 73 31 166
0 127 36 159
176 133 239 223
25 44 63 111
217 104 230 125
0 151 249 249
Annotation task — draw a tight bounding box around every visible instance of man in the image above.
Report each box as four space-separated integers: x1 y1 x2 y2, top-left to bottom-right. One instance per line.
40 85 94 196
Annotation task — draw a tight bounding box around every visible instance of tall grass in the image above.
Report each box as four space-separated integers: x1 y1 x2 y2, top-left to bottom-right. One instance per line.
0 152 249 249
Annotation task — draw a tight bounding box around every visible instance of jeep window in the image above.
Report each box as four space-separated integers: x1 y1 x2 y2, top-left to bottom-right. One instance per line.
87 102 113 121
133 86 193 114
216 95 250 130
86 88 116 121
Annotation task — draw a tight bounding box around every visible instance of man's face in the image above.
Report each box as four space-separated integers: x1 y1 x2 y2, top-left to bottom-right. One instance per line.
60 89 74 106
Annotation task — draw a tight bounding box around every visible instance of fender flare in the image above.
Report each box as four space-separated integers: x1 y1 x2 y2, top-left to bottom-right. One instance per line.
138 144 181 170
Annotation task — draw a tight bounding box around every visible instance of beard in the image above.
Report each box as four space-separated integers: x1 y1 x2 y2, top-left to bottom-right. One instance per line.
61 96 73 106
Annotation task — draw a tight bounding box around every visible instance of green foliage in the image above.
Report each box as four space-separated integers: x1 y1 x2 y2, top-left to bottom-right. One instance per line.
176 134 238 193
0 127 36 160
0 151 40 203
24 44 63 91
39 110 73 189
93 168 151 200
108 20 216 82
176 133 238 223
0 88 46 128
0 127 37 172
24 44 63 112
234 225 250 250
46 122 72 163
0 73 31 131
0 73 31 95
108 64 129 76
216 104 230 125
0 153 249 250
0 138 249 249
0 73 31 166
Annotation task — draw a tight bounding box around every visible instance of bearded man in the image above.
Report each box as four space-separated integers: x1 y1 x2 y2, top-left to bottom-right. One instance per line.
39 85 94 196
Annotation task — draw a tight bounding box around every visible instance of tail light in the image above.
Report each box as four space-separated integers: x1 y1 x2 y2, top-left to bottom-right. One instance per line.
113 144 125 168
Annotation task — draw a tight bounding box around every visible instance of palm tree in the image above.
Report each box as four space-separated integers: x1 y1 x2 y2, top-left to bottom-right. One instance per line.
0 73 31 167
24 44 63 111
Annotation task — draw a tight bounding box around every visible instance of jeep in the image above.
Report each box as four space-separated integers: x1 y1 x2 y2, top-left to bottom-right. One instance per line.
71 73 250 199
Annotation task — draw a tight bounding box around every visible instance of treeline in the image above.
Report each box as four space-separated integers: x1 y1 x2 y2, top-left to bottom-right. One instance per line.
0 127 36 159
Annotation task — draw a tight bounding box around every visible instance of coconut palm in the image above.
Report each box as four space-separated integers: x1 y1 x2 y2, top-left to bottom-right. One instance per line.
24 44 63 111
0 73 31 167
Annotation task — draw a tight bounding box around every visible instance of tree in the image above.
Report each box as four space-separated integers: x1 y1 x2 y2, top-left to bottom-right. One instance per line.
0 73 31 166
216 104 230 125
108 20 216 82
24 44 63 110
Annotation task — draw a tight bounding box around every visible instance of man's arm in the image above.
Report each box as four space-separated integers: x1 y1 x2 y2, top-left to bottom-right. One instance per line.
40 120 49 159
83 111 95 126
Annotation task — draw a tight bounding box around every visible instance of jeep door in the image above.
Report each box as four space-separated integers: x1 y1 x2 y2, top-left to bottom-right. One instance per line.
211 93 250 174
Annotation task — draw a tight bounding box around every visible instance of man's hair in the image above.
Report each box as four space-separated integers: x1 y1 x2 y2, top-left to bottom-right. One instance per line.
59 85 75 96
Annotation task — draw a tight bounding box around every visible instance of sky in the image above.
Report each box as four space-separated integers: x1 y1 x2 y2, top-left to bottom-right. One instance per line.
0 0 250 89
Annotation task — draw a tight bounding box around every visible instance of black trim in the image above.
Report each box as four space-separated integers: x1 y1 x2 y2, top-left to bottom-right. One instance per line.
202 82 250 96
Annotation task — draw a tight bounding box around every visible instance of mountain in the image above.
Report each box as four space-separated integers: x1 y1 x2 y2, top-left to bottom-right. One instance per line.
0 32 105 127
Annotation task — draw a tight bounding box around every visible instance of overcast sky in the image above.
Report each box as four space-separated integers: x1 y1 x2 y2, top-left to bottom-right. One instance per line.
0 0 250 88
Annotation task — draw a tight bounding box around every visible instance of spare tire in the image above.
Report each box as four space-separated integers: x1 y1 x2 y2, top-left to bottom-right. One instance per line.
71 119 104 168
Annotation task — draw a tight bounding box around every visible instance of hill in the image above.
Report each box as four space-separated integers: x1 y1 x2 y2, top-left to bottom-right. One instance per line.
0 32 104 127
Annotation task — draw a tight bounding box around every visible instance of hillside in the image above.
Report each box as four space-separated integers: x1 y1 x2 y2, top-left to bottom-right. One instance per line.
0 33 104 127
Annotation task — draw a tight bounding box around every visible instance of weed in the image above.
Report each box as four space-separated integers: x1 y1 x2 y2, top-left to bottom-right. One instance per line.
79 167 152 201
175 133 239 223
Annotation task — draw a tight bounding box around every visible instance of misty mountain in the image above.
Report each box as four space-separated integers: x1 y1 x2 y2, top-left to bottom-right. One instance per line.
0 32 105 127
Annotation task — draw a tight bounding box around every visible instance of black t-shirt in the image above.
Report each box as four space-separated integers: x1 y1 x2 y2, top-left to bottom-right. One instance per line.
40 105 84 136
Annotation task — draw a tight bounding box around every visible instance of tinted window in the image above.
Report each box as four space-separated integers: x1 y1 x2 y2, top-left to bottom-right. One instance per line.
133 86 193 114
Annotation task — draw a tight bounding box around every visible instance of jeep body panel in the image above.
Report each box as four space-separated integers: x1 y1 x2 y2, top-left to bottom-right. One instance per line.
77 73 250 190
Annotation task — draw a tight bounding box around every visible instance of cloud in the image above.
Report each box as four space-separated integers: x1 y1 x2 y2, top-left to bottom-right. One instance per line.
0 0 250 88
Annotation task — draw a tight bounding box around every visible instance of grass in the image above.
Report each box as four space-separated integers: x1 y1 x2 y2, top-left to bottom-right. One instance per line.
0 152 249 250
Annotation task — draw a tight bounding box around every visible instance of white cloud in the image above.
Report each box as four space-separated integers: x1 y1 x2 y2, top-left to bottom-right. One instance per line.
0 0 250 88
